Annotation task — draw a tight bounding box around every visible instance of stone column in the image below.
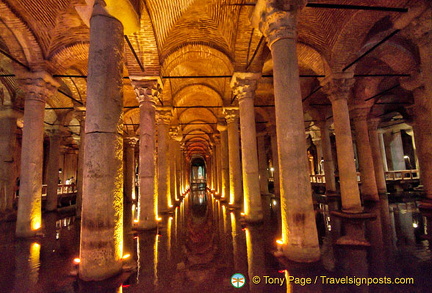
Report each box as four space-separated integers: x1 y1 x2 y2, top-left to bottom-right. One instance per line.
156 107 172 213
405 128 419 172
223 108 242 206
79 2 125 281
232 72 263 222
389 131 405 170
312 136 323 174
350 107 379 201
75 108 85 219
267 124 280 196
316 121 337 194
368 118 387 194
16 71 59 237
252 2 319 261
131 77 161 230
217 122 229 200
257 132 269 194
0 108 20 213
45 128 62 211
378 130 389 172
169 126 181 203
321 73 363 213
124 137 137 203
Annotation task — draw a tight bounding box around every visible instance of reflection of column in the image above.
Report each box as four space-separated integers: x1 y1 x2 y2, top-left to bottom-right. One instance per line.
390 131 405 170
45 128 62 211
257 132 269 194
322 73 362 213
351 107 379 201
0 108 20 212
368 118 387 194
316 121 337 194
245 226 266 293
131 77 161 230
124 137 137 203
79 1 124 280
253 3 319 261
156 107 172 212
267 124 280 196
232 72 263 221
16 71 59 237
217 122 229 200
224 108 242 206
14 241 40 291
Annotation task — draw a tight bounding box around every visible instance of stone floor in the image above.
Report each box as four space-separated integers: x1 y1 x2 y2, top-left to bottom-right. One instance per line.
1 191 431 293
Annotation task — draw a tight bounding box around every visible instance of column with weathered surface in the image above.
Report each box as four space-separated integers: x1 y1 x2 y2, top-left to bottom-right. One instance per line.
156 107 172 213
16 71 59 237
79 1 126 281
223 108 242 206
316 120 337 194
217 122 229 200
368 118 387 194
257 132 269 194
45 128 62 211
232 72 263 221
131 77 161 230
351 107 379 201
322 73 363 213
0 108 20 213
251 1 320 261
124 137 137 203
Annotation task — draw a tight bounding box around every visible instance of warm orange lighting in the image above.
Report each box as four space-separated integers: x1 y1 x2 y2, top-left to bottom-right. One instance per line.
73 258 81 264
133 219 139 223
240 212 245 216
276 239 284 245
156 216 162 221
122 254 131 260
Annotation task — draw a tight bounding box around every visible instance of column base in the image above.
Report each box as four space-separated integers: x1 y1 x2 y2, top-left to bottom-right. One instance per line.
330 210 376 246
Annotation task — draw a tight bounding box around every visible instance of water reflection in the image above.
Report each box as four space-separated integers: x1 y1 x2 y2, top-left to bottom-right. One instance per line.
1 191 432 292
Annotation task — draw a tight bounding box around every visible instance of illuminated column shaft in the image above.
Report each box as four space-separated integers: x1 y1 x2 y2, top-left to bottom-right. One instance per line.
322 73 362 212
16 71 59 237
351 108 379 201
79 3 124 281
257 133 269 194
0 108 20 212
232 72 263 221
224 108 242 205
254 3 319 261
368 118 387 194
317 121 337 193
217 123 229 200
268 125 280 196
75 109 85 219
132 78 160 229
156 108 172 212
124 138 137 203
45 128 62 211
214 135 222 195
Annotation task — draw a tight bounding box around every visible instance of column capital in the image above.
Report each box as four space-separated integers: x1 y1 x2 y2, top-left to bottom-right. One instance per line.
131 77 162 105
396 7 432 48
367 117 381 131
350 107 370 121
74 106 87 123
169 125 182 141
17 71 60 103
223 107 239 124
250 0 305 47
216 120 227 132
124 136 138 148
230 72 261 101
0 107 22 119
400 70 425 92
156 107 172 125
321 72 355 102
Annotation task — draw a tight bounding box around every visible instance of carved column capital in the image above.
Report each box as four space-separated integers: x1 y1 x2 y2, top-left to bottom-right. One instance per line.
223 107 239 124
169 125 182 141
156 107 172 125
131 77 162 105
124 136 138 148
230 72 261 101
321 72 355 102
17 71 60 103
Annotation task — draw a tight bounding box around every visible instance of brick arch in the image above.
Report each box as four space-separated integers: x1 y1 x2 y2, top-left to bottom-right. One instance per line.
48 43 89 74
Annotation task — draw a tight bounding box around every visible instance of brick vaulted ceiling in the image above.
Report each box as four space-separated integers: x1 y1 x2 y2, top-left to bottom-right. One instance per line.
0 0 427 158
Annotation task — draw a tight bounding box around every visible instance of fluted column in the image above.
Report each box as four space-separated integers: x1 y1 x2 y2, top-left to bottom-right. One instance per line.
156 107 172 212
316 120 337 194
267 124 280 196
45 128 62 211
0 108 20 213
257 132 269 194
351 107 379 201
16 71 59 237
223 108 242 206
232 72 263 222
322 73 362 213
252 1 320 261
368 118 387 194
131 77 161 230
217 122 229 200
124 137 137 203
79 2 125 280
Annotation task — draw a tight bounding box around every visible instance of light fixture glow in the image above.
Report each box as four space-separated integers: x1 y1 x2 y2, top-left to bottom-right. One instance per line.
73 258 81 264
